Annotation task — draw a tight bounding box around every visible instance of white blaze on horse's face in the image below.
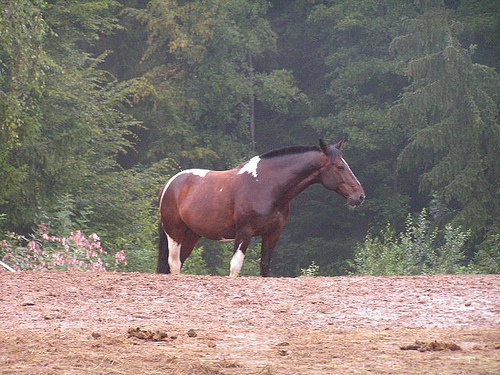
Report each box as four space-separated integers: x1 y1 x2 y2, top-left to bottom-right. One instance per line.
237 156 260 179
340 157 361 186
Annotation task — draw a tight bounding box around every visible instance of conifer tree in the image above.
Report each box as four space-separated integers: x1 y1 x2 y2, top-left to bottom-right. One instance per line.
125 0 303 168
392 2 500 243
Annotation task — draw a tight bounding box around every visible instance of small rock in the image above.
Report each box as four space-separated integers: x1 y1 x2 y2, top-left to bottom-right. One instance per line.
91 332 101 339
187 329 197 338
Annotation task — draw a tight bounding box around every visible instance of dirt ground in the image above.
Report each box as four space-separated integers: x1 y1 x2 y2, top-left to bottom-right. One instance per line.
0 272 499 374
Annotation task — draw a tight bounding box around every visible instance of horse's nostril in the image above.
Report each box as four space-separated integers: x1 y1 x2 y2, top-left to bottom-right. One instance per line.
360 194 365 202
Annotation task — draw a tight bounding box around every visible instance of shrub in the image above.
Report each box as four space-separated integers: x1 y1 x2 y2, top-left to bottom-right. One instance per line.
300 261 320 277
0 224 127 271
468 234 500 274
354 209 471 276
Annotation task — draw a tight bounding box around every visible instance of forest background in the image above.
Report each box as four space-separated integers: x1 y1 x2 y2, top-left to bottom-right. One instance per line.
1 0 499 276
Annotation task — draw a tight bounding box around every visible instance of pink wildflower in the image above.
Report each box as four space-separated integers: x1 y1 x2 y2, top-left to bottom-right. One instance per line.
28 241 36 251
115 250 127 266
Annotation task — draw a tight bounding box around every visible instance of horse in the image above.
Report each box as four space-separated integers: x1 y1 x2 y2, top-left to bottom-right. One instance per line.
158 139 365 277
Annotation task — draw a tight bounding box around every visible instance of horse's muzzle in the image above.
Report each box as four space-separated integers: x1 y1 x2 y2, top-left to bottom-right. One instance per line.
347 194 365 207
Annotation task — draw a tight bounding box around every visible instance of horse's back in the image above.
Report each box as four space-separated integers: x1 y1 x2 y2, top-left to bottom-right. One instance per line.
160 169 241 240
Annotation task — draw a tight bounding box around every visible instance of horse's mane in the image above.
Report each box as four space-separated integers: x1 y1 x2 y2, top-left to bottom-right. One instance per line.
259 145 320 159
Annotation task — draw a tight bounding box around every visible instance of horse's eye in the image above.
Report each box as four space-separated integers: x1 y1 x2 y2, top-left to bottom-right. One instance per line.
338 165 345 171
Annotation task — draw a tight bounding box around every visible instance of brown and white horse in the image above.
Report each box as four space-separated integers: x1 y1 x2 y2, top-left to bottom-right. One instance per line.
158 139 364 277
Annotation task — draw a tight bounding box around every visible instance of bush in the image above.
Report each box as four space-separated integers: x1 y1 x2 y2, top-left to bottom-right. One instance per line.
0 224 127 271
468 234 500 274
354 209 471 276
181 246 211 275
301 261 320 277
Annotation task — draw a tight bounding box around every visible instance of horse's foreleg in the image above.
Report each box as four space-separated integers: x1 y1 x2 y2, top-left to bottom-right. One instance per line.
260 230 281 277
229 234 251 277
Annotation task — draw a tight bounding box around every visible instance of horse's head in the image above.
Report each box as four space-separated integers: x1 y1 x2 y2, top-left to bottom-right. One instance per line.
318 139 365 207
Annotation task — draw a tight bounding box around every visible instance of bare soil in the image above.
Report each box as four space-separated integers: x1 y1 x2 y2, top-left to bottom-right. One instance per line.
1 272 499 374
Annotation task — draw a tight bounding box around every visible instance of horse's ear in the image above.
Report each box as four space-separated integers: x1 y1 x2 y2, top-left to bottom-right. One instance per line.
334 139 344 151
319 139 332 155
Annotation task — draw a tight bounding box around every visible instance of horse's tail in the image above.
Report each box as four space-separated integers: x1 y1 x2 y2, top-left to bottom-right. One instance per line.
157 221 170 273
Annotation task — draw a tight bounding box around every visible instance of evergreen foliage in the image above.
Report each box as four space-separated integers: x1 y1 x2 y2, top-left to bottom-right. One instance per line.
392 3 500 244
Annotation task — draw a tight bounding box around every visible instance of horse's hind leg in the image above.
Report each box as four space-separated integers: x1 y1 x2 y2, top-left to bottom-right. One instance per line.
166 233 183 274
180 229 201 266
166 227 200 274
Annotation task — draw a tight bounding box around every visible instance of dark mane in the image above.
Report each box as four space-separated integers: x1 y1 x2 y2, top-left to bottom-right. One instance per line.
260 145 320 159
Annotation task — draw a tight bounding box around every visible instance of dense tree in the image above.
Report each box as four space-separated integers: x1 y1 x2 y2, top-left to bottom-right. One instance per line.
0 0 136 231
392 2 500 246
123 0 304 169
266 0 418 275
0 0 50 203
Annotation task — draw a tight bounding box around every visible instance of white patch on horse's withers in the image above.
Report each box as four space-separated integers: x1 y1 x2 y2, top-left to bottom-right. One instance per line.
190 169 210 178
166 233 182 274
237 156 260 179
159 169 210 208
229 247 246 277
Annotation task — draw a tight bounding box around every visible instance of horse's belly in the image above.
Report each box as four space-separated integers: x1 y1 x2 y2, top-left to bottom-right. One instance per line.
179 200 236 240
188 221 236 241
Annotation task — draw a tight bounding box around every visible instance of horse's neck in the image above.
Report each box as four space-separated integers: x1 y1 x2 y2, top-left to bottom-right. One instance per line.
264 152 324 205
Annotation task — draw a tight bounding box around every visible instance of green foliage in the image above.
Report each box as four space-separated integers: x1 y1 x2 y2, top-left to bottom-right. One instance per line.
43 0 123 46
469 234 500 274
124 0 304 167
455 0 500 70
300 261 320 277
81 158 179 273
0 0 52 202
184 241 262 277
354 209 471 276
392 4 500 243
181 246 211 276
